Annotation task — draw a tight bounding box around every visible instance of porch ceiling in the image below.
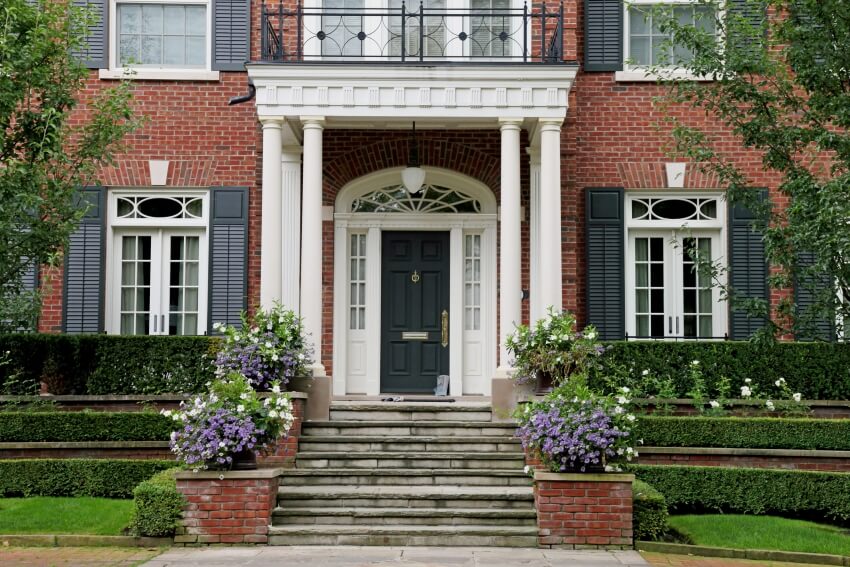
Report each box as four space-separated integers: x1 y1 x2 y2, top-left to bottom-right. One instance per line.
247 64 578 144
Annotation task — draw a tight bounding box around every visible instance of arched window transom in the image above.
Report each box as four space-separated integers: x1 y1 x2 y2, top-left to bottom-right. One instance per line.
351 184 482 213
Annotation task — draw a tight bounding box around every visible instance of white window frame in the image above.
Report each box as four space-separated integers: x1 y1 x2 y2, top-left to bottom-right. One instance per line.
100 0 220 81
624 191 728 340
105 189 210 335
617 0 721 82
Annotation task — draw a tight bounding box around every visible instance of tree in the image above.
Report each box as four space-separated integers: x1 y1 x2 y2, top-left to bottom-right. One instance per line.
648 0 850 341
0 0 140 330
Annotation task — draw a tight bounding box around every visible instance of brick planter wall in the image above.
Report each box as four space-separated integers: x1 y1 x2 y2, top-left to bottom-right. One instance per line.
174 468 283 544
534 471 634 550
257 397 304 468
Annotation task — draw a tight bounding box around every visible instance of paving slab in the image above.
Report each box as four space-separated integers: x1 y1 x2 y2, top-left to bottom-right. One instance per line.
142 546 652 567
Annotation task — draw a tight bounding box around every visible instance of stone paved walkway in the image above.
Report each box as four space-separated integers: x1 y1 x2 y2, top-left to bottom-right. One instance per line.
0 546 161 566
143 546 650 566
642 552 828 567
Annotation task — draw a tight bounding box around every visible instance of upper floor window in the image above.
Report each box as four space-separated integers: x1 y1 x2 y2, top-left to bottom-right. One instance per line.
117 2 207 67
625 1 716 68
102 0 220 80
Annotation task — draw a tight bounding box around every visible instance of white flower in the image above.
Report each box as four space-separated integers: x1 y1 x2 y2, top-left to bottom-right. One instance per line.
617 448 625 455
252 336 259 344
709 400 720 409
621 386 630 394
272 384 281 394
523 465 531 474
240 393 249 400
691 360 700 366
212 322 223 330
272 354 279 362
744 378 752 384
161 410 172 418
279 316 285 323
741 386 752 398
792 393 802 403
775 378 786 387
616 396 629 405
642 369 650 376
613 405 625 415
765 400 775 411
237 405 245 412
219 441 226 448
265 341 273 349
269 410 278 418
585 330 597 340
626 414 636 422
264 398 271 406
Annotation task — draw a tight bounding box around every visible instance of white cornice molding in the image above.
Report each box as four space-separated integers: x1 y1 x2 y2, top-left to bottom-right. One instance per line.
247 64 578 123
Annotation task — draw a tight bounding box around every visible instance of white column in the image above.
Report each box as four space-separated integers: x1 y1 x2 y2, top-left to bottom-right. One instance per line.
260 118 283 309
527 146 542 323
280 145 302 313
498 119 522 372
300 117 326 375
539 119 563 312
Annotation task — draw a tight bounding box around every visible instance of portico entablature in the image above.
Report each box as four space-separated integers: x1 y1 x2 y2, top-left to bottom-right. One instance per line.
246 64 578 130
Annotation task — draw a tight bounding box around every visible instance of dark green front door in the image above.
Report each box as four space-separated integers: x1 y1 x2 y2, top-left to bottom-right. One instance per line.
381 231 450 394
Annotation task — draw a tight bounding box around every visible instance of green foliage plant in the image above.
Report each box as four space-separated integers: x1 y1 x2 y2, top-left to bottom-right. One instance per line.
506 308 604 386
0 411 171 442
633 479 669 541
0 0 141 328
129 468 184 537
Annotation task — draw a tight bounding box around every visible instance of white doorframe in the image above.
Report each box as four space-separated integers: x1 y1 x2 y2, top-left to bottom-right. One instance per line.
331 168 498 396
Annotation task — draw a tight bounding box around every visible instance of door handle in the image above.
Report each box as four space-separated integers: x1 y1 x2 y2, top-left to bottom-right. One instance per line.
162 314 166 335
441 310 449 348
676 316 679 335
668 316 672 335
153 314 158 334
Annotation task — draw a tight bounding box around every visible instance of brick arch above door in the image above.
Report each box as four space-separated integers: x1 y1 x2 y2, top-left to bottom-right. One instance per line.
322 130 503 203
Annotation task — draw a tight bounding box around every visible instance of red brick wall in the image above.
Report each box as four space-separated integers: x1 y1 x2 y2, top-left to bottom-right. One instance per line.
175 473 278 544
534 474 634 549
258 397 304 467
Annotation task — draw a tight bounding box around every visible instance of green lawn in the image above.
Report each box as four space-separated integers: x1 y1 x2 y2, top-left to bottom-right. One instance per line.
0 497 133 535
669 514 850 556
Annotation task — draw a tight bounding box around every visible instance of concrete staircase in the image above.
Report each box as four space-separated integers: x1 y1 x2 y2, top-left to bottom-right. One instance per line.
269 401 537 546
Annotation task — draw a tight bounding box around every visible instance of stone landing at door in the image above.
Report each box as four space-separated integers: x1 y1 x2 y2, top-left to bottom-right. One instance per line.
269 401 537 546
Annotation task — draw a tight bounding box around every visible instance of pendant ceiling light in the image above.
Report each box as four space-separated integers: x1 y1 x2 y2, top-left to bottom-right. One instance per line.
401 122 425 194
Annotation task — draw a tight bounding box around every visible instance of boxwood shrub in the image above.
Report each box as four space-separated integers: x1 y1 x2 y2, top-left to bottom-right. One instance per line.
632 479 668 541
129 468 185 537
630 464 850 523
0 459 173 498
0 412 172 442
635 416 850 451
0 334 217 395
593 341 850 400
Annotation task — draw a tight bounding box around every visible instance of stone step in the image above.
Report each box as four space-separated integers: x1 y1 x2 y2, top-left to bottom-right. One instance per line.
295 451 526 470
278 468 532 487
266 524 538 547
297 435 521 453
302 420 517 438
277 485 534 510
329 402 492 422
272 507 538 526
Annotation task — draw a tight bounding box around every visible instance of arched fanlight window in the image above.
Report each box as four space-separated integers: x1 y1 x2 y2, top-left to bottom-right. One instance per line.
351 184 482 213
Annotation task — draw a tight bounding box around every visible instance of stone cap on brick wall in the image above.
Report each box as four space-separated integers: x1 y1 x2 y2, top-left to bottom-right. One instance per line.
0 392 309 403
534 471 635 482
175 467 287 480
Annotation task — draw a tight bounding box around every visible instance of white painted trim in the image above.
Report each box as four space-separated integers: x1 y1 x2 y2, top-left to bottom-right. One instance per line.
98 69 220 81
331 168 497 396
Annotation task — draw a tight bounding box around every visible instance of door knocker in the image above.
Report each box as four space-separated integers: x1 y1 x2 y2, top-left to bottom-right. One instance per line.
411 270 420 284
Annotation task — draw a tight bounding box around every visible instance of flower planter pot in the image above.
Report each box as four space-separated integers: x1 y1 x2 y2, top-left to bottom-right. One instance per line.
230 448 258 470
533 471 634 549
535 370 554 394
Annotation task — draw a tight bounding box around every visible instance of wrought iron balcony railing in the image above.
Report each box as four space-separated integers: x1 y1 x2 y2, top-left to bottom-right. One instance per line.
261 2 565 64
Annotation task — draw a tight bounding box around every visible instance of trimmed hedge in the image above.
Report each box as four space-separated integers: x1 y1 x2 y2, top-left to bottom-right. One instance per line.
630 464 850 523
635 416 850 451
0 334 217 395
633 479 668 541
129 468 184 537
0 412 172 442
0 459 173 498
593 341 850 400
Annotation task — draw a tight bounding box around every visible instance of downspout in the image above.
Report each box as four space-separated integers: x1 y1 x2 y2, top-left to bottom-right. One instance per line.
229 80 256 105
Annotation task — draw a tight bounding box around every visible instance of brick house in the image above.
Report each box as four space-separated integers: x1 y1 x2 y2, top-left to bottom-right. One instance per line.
41 0 778 397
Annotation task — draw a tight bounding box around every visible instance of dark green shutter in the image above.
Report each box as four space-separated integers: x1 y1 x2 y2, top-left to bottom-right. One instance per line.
727 0 766 62
794 251 835 341
73 0 107 69
208 187 248 332
21 262 38 294
212 0 251 71
586 188 625 339
63 187 105 333
584 0 623 72
728 199 768 339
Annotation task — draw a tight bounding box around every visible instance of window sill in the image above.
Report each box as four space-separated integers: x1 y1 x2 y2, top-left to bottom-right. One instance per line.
614 69 715 82
98 68 221 81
